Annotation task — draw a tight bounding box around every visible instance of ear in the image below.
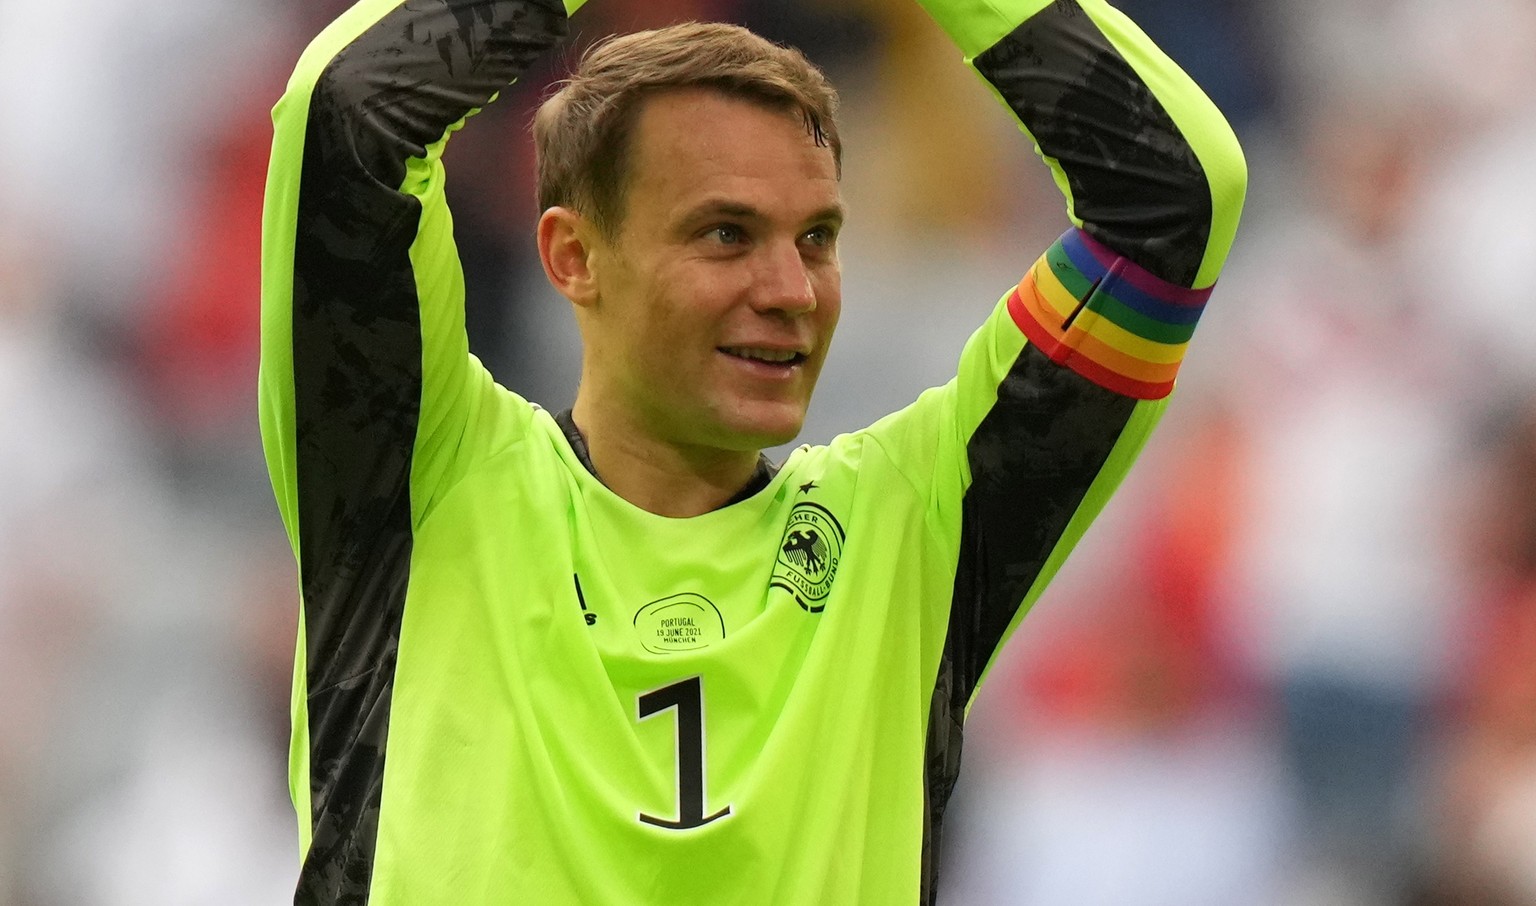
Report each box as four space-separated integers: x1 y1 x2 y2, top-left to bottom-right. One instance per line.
537 206 601 308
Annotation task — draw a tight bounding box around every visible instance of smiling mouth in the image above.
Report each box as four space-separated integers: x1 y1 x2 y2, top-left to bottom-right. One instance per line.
719 346 808 367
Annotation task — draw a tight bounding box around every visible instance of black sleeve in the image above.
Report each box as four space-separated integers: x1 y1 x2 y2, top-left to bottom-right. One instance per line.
260 2 567 900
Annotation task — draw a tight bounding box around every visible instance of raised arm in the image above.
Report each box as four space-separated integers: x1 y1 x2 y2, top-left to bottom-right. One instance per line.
899 0 1246 677
257 0 571 893
893 2 1246 894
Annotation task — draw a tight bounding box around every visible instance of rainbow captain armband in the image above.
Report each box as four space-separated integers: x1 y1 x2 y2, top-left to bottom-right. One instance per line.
1009 228 1210 400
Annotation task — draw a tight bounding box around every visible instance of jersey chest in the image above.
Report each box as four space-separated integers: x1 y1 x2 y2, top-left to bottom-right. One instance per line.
370 437 954 902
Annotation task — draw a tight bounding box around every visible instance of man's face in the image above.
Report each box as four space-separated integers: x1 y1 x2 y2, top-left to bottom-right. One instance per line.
583 88 843 452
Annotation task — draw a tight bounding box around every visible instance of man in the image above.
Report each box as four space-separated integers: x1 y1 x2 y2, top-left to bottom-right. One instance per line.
259 0 1245 902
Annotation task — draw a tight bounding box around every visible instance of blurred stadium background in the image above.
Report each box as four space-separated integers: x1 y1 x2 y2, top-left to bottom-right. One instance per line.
4 0 1536 902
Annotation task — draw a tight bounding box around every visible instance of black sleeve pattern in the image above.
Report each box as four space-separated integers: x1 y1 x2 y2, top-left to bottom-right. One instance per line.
286 2 566 901
918 2 1223 900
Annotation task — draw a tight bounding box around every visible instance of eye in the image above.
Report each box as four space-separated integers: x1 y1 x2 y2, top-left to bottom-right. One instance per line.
707 224 744 245
801 225 836 248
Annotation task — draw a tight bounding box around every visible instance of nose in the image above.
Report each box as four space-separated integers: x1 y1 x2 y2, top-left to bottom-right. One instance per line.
750 239 816 316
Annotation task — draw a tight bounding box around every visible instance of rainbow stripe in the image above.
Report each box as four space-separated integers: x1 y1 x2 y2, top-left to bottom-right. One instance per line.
1007 228 1211 399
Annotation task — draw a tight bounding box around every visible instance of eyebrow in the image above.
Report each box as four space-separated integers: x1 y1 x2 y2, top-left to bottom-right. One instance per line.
679 198 847 229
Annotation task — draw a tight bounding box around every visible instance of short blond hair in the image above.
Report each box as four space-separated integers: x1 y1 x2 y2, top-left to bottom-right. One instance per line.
533 22 841 236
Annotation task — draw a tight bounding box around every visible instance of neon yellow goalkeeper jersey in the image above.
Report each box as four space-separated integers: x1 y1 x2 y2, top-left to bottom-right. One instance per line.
258 0 1245 902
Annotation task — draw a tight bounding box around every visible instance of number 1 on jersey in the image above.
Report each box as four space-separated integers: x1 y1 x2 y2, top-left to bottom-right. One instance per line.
637 676 731 829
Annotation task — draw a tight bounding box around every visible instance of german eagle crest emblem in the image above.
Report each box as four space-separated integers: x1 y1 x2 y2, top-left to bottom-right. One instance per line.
771 501 845 612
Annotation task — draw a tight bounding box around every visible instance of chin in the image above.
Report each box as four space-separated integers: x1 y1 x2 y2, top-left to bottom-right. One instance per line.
711 405 806 451
714 423 801 452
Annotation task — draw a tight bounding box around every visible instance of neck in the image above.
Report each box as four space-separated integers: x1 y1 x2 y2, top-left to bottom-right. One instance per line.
569 398 764 518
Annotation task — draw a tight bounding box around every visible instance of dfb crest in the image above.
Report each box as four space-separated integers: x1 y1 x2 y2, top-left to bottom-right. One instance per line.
771 502 845 612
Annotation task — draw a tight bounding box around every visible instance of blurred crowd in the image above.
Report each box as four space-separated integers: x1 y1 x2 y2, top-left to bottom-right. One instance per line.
2 0 1535 903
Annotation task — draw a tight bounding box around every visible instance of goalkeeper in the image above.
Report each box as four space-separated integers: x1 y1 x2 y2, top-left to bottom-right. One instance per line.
259 0 1245 902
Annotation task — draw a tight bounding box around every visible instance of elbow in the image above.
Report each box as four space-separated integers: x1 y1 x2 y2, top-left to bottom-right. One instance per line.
1203 124 1248 231
271 74 315 133
1120 119 1248 287
272 54 375 142
1074 119 1249 288
1192 122 1248 286
272 42 350 130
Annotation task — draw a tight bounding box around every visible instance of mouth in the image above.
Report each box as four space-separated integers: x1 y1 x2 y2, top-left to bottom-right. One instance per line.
718 346 809 370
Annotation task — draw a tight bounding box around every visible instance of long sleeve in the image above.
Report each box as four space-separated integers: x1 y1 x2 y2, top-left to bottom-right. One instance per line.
861 3 1246 899
257 0 569 898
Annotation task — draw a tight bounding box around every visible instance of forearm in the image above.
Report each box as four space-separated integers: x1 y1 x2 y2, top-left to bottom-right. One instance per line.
916 0 1246 288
